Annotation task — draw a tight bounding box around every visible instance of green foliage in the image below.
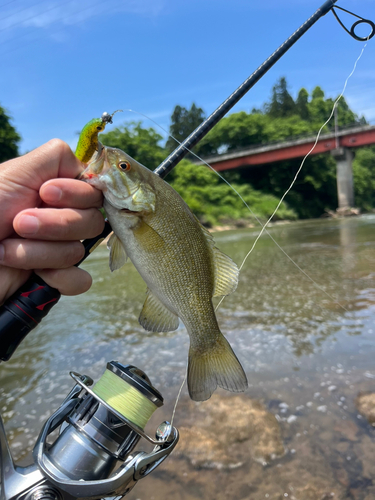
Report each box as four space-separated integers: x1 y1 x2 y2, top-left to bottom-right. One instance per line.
244 154 337 219
0 104 20 162
193 78 368 218
99 121 165 170
166 103 205 153
169 160 297 226
196 112 270 156
352 146 375 211
265 77 296 118
90 77 373 222
295 88 310 121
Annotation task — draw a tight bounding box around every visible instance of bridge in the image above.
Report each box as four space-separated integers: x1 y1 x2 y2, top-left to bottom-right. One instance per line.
197 124 375 209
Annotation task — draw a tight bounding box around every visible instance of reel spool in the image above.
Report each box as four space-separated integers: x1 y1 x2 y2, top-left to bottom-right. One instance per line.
92 361 162 431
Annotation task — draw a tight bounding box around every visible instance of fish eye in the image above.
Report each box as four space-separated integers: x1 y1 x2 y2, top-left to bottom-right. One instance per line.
118 160 131 171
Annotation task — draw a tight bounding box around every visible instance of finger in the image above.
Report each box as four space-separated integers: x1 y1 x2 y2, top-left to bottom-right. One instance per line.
35 267 92 296
0 239 84 270
1 139 85 192
0 140 87 241
14 208 105 240
40 178 103 209
0 266 31 305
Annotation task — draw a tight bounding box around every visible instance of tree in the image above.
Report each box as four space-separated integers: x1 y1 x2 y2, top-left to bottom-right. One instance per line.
295 88 310 121
99 121 166 170
170 160 296 226
265 77 296 118
166 103 205 153
196 112 270 157
0 104 20 162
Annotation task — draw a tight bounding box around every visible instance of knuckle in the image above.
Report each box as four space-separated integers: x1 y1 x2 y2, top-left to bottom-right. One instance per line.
46 138 71 157
3 241 30 268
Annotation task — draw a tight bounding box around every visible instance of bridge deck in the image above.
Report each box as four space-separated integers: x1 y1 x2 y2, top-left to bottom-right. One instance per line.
197 124 375 171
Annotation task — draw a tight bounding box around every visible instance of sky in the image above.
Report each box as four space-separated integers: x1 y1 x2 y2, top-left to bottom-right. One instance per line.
0 0 374 154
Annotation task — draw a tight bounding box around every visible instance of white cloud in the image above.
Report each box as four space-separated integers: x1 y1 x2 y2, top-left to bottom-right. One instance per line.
0 0 166 36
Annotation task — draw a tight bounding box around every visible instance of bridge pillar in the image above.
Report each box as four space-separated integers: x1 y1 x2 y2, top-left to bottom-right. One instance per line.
331 147 354 209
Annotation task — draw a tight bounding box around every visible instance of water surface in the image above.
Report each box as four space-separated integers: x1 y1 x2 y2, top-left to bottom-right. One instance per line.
1 216 375 499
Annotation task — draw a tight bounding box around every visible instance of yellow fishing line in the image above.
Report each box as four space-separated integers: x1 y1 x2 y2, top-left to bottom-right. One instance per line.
92 368 157 429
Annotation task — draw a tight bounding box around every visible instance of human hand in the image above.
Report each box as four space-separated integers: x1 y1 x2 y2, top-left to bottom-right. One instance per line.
0 139 105 305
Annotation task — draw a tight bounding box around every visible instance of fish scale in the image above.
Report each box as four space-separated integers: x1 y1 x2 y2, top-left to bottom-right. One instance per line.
82 145 248 401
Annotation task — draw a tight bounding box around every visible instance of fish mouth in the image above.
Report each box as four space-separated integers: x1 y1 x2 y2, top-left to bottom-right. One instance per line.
79 143 105 181
121 208 139 215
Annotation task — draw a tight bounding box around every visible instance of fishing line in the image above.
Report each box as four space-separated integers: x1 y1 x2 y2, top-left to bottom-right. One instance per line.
120 34 369 416
169 367 187 431
123 108 348 312
215 37 370 310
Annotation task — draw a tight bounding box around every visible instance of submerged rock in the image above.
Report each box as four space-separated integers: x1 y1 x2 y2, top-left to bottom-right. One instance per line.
356 392 375 426
174 394 284 469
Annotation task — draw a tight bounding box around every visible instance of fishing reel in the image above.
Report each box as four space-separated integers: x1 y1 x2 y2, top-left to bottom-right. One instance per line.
0 361 179 500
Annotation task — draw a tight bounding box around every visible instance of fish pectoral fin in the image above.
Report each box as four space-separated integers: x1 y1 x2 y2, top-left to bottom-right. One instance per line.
187 334 248 402
133 219 166 252
139 289 179 333
107 233 128 272
212 247 239 297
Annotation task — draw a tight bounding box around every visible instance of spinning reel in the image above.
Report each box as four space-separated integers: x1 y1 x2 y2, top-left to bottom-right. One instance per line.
0 361 179 500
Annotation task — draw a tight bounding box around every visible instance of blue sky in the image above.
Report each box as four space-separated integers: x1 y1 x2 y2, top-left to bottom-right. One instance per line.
0 0 374 154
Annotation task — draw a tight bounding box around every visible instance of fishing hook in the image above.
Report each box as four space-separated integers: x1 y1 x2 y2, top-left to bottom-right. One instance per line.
332 5 375 41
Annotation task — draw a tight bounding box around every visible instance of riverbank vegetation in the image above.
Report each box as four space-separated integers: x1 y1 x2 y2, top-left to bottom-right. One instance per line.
1 78 374 226
101 77 375 225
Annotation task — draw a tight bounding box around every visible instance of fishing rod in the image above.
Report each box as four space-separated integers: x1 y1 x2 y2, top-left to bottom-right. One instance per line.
0 1 373 363
0 2 373 500
154 2 374 177
0 0 375 362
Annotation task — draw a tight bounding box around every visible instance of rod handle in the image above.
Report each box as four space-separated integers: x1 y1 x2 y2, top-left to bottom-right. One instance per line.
0 221 112 362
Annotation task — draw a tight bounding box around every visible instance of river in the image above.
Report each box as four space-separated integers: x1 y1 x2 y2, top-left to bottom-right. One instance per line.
1 215 375 499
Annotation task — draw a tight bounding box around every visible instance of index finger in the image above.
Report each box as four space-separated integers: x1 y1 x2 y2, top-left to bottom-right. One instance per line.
40 178 103 209
0 139 87 241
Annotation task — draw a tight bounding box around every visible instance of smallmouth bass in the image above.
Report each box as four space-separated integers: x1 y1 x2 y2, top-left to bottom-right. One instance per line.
81 145 248 401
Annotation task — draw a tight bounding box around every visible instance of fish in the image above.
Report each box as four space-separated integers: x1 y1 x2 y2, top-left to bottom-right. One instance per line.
81 144 248 401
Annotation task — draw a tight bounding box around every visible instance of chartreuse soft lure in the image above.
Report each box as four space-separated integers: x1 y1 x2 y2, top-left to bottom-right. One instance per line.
75 110 122 163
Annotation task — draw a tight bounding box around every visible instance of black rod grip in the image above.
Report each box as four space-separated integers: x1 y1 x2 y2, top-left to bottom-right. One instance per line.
0 220 113 361
0 276 61 361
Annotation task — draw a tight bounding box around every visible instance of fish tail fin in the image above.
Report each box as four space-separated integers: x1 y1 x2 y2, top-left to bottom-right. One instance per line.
187 334 248 402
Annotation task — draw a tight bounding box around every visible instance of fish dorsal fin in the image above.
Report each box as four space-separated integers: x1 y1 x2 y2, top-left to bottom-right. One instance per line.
139 289 179 332
198 221 239 297
107 233 128 272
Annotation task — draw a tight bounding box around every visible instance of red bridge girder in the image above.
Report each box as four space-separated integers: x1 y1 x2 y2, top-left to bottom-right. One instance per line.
203 125 375 172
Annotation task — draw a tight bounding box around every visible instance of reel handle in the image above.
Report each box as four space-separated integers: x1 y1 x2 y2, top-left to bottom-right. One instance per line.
0 221 112 361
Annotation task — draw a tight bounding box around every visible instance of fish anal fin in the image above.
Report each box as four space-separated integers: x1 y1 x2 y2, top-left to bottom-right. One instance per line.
107 233 128 272
139 289 179 332
187 334 248 402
